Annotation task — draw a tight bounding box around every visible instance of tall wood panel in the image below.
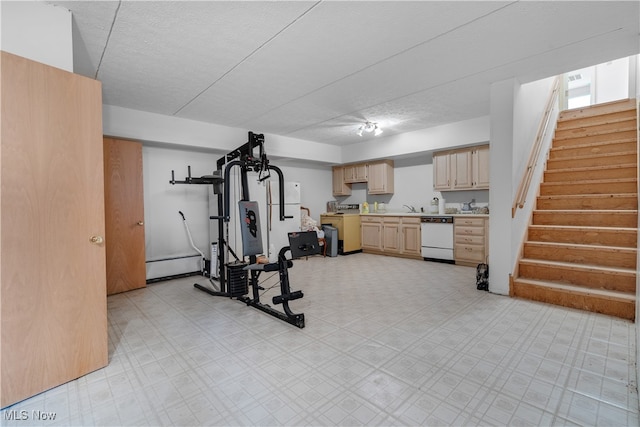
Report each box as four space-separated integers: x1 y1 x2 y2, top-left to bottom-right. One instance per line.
1 51 108 408
103 137 146 295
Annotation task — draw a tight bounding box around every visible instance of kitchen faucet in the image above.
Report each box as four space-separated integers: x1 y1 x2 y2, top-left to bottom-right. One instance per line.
403 204 417 213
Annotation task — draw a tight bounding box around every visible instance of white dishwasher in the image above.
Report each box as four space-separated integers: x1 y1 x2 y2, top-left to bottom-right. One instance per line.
421 216 454 263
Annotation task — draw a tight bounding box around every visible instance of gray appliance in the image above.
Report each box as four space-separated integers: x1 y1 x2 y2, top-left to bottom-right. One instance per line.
322 225 338 257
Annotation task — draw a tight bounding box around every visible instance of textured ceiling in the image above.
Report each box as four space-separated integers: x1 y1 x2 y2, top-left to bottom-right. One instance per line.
46 1 639 146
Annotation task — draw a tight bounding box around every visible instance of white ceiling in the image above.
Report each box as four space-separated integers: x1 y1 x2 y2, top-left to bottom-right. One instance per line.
46 1 639 146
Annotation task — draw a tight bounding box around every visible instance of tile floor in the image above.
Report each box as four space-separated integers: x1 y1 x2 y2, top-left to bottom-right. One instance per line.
1 253 638 426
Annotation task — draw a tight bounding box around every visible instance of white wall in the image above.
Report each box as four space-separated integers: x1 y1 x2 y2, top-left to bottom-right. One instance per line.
143 145 219 279
141 143 333 279
511 77 558 268
342 116 490 164
489 79 517 295
1 1 73 71
272 161 333 223
595 57 629 104
488 76 559 296
337 154 490 214
104 105 342 165
337 154 434 212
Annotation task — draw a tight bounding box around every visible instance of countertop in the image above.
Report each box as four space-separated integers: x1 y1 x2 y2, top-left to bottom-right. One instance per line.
325 212 489 218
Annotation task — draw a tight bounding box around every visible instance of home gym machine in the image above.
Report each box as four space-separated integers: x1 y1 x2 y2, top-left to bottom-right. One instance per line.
170 132 318 328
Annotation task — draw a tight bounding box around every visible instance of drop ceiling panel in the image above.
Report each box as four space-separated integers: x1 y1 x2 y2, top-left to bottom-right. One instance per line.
44 1 639 147
176 1 510 125
83 1 315 114
245 1 639 142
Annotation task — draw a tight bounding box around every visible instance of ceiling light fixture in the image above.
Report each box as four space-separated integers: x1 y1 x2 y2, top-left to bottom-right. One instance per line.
357 121 383 137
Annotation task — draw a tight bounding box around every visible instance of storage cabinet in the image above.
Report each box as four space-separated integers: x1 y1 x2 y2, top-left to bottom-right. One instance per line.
361 216 383 251
361 215 422 259
344 163 368 183
472 145 490 189
332 160 394 196
454 216 489 266
433 145 489 191
320 213 362 253
452 150 473 189
332 166 351 196
433 152 451 190
400 217 422 257
367 160 394 194
382 217 401 252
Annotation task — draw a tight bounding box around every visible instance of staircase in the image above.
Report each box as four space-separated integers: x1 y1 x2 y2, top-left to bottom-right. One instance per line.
512 98 638 321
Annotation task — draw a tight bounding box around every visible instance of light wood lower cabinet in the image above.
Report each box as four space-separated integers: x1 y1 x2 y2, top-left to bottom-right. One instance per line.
400 218 422 257
361 216 383 250
454 216 489 266
361 215 422 259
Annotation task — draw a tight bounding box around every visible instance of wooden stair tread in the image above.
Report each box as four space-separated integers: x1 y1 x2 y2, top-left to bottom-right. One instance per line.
524 240 637 253
548 148 636 160
541 177 636 186
557 115 637 131
533 209 638 214
516 99 637 320
513 278 636 301
544 163 636 174
553 125 637 141
529 224 637 232
550 138 636 150
537 193 637 200
519 257 636 274
558 99 637 119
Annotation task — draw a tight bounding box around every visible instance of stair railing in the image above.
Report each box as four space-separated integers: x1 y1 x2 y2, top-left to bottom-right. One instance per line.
512 76 561 217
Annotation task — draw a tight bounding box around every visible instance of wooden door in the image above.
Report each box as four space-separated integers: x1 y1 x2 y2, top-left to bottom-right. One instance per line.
103 138 146 295
1 52 107 408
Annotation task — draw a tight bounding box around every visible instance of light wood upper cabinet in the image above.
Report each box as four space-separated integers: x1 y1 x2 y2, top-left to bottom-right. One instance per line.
332 166 351 196
472 145 490 189
344 163 368 183
367 160 394 194
433 145 489 191
452 150 473 190
433 152 451 190
332 160 394 195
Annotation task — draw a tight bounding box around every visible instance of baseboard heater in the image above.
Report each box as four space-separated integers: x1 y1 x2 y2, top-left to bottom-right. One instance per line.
146 254 203 283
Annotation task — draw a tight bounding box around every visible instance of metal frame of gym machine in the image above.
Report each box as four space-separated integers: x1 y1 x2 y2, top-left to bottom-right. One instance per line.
170 132 306 328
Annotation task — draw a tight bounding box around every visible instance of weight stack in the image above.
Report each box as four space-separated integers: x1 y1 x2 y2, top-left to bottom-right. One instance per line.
226 262 248 297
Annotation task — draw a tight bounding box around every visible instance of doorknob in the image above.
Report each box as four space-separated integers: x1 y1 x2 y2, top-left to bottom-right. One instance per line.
89 235 104 245
137 221 144 226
